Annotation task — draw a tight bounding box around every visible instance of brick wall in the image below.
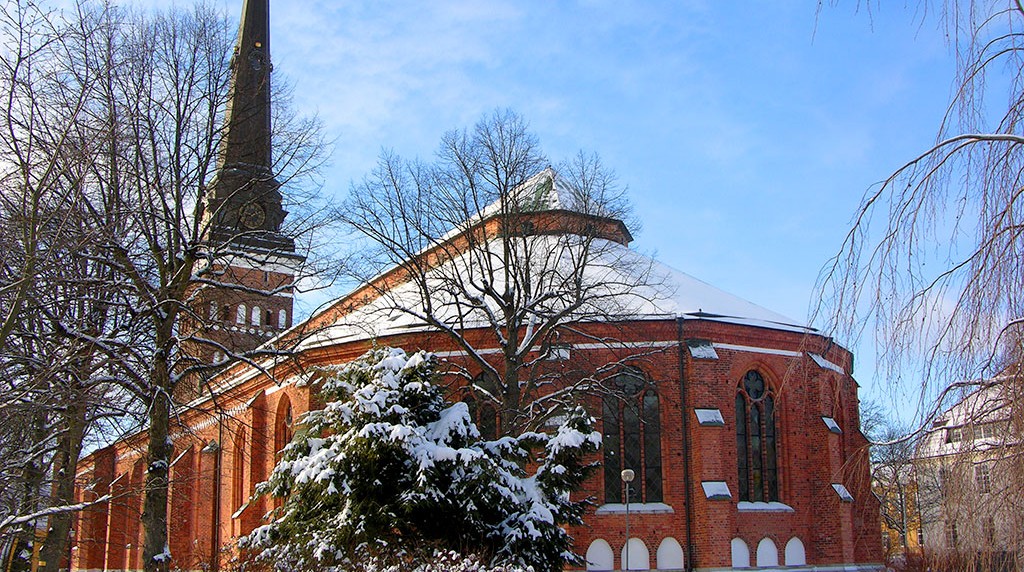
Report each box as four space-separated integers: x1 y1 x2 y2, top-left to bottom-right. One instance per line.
71 317 882 571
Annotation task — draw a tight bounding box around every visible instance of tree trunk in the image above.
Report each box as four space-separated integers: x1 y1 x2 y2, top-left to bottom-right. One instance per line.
141 361 173 572
11 411 48 572
37 397 87 572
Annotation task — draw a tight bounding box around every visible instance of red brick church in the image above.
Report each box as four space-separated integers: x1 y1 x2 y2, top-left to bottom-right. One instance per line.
71 1 882 570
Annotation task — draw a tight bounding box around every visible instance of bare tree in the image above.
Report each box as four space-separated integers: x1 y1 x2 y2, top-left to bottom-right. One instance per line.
817 2 1024 568
0 3 134 568
335 110 658 436
816 0 1024 412
862 402 920 568
0 1 326 570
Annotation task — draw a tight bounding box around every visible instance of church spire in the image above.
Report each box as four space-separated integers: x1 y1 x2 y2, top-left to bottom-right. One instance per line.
221 0 272 171
179 0 302 399
206 0 292 249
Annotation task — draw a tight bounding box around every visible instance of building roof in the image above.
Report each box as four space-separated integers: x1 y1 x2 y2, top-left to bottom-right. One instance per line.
915 380 1018 459
297 170 808 351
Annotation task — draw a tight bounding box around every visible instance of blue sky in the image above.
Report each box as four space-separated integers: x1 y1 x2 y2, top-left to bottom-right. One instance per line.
243 1 956 413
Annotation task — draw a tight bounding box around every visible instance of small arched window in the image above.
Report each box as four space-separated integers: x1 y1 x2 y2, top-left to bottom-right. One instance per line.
784 537 806 566
232 427 247 510
730 538 751 568
603 368 662 504
251 306 262 326
736 370 779 501
756 537 779 568
585 539 614 571
278 308 288 329
209 300 218 320
236 304 247 325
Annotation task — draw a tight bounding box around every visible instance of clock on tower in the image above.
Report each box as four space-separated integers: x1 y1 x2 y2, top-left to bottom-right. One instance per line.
179 0 305 399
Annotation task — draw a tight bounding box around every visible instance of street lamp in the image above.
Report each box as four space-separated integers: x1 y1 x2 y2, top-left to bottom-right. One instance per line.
621 468 635 571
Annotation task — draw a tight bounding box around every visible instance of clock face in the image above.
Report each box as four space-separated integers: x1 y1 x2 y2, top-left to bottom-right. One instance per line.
248 48 267 71
239 203 266 229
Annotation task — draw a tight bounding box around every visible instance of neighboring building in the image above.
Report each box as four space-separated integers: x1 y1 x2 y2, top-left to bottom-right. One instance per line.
69 1 883 571
873 462 923 567
910 380 1023 570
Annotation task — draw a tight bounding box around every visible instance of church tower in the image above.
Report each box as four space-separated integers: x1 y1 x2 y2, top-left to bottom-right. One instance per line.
182 0 304 384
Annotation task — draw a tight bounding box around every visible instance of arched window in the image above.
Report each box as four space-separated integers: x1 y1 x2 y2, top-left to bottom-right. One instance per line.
209 300 218 320
251 306 261 326
736 370 779 501
730 538 750 568
278 308 288 329
755 537 779 567
656 537 684 570
585 539 614 571
236 303 247 325
620 538 650 570
603 369 662 503
274 395 293 457
784 537 806 566
233 427 247 510
464 374 500 440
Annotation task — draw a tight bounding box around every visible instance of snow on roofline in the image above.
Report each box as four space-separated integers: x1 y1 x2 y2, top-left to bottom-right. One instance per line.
282 167 813 355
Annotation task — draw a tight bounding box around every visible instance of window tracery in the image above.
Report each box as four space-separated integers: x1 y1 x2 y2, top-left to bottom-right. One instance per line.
736 370 778 502
603 368 662 503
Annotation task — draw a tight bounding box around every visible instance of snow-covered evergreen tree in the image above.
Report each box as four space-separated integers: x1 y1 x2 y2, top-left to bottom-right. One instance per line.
241 347 601 572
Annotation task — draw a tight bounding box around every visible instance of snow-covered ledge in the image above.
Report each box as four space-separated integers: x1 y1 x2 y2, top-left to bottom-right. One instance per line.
595 502 674 515
737 501 794 513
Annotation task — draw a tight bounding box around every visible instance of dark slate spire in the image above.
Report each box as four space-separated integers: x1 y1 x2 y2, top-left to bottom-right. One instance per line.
207 0 294 254
222 0 272 170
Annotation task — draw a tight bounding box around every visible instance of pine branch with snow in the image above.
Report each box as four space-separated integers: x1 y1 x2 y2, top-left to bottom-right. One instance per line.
241 347 599 572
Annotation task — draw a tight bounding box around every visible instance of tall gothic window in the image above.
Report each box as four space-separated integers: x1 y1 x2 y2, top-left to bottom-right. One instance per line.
233 427 247 510
274 396 293 458
736 370 779 502
603 369 662 504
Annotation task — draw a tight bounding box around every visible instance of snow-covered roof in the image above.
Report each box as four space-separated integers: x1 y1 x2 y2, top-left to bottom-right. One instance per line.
299 238 806 351
915 381 1018 459
475 168 601 219
297 168 808 351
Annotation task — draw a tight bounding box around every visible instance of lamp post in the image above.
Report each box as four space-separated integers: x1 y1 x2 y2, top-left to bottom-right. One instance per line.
621 468 635 571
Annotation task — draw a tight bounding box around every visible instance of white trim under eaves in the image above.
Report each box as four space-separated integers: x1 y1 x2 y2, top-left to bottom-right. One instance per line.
433 340 677 359
712 343 802 358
